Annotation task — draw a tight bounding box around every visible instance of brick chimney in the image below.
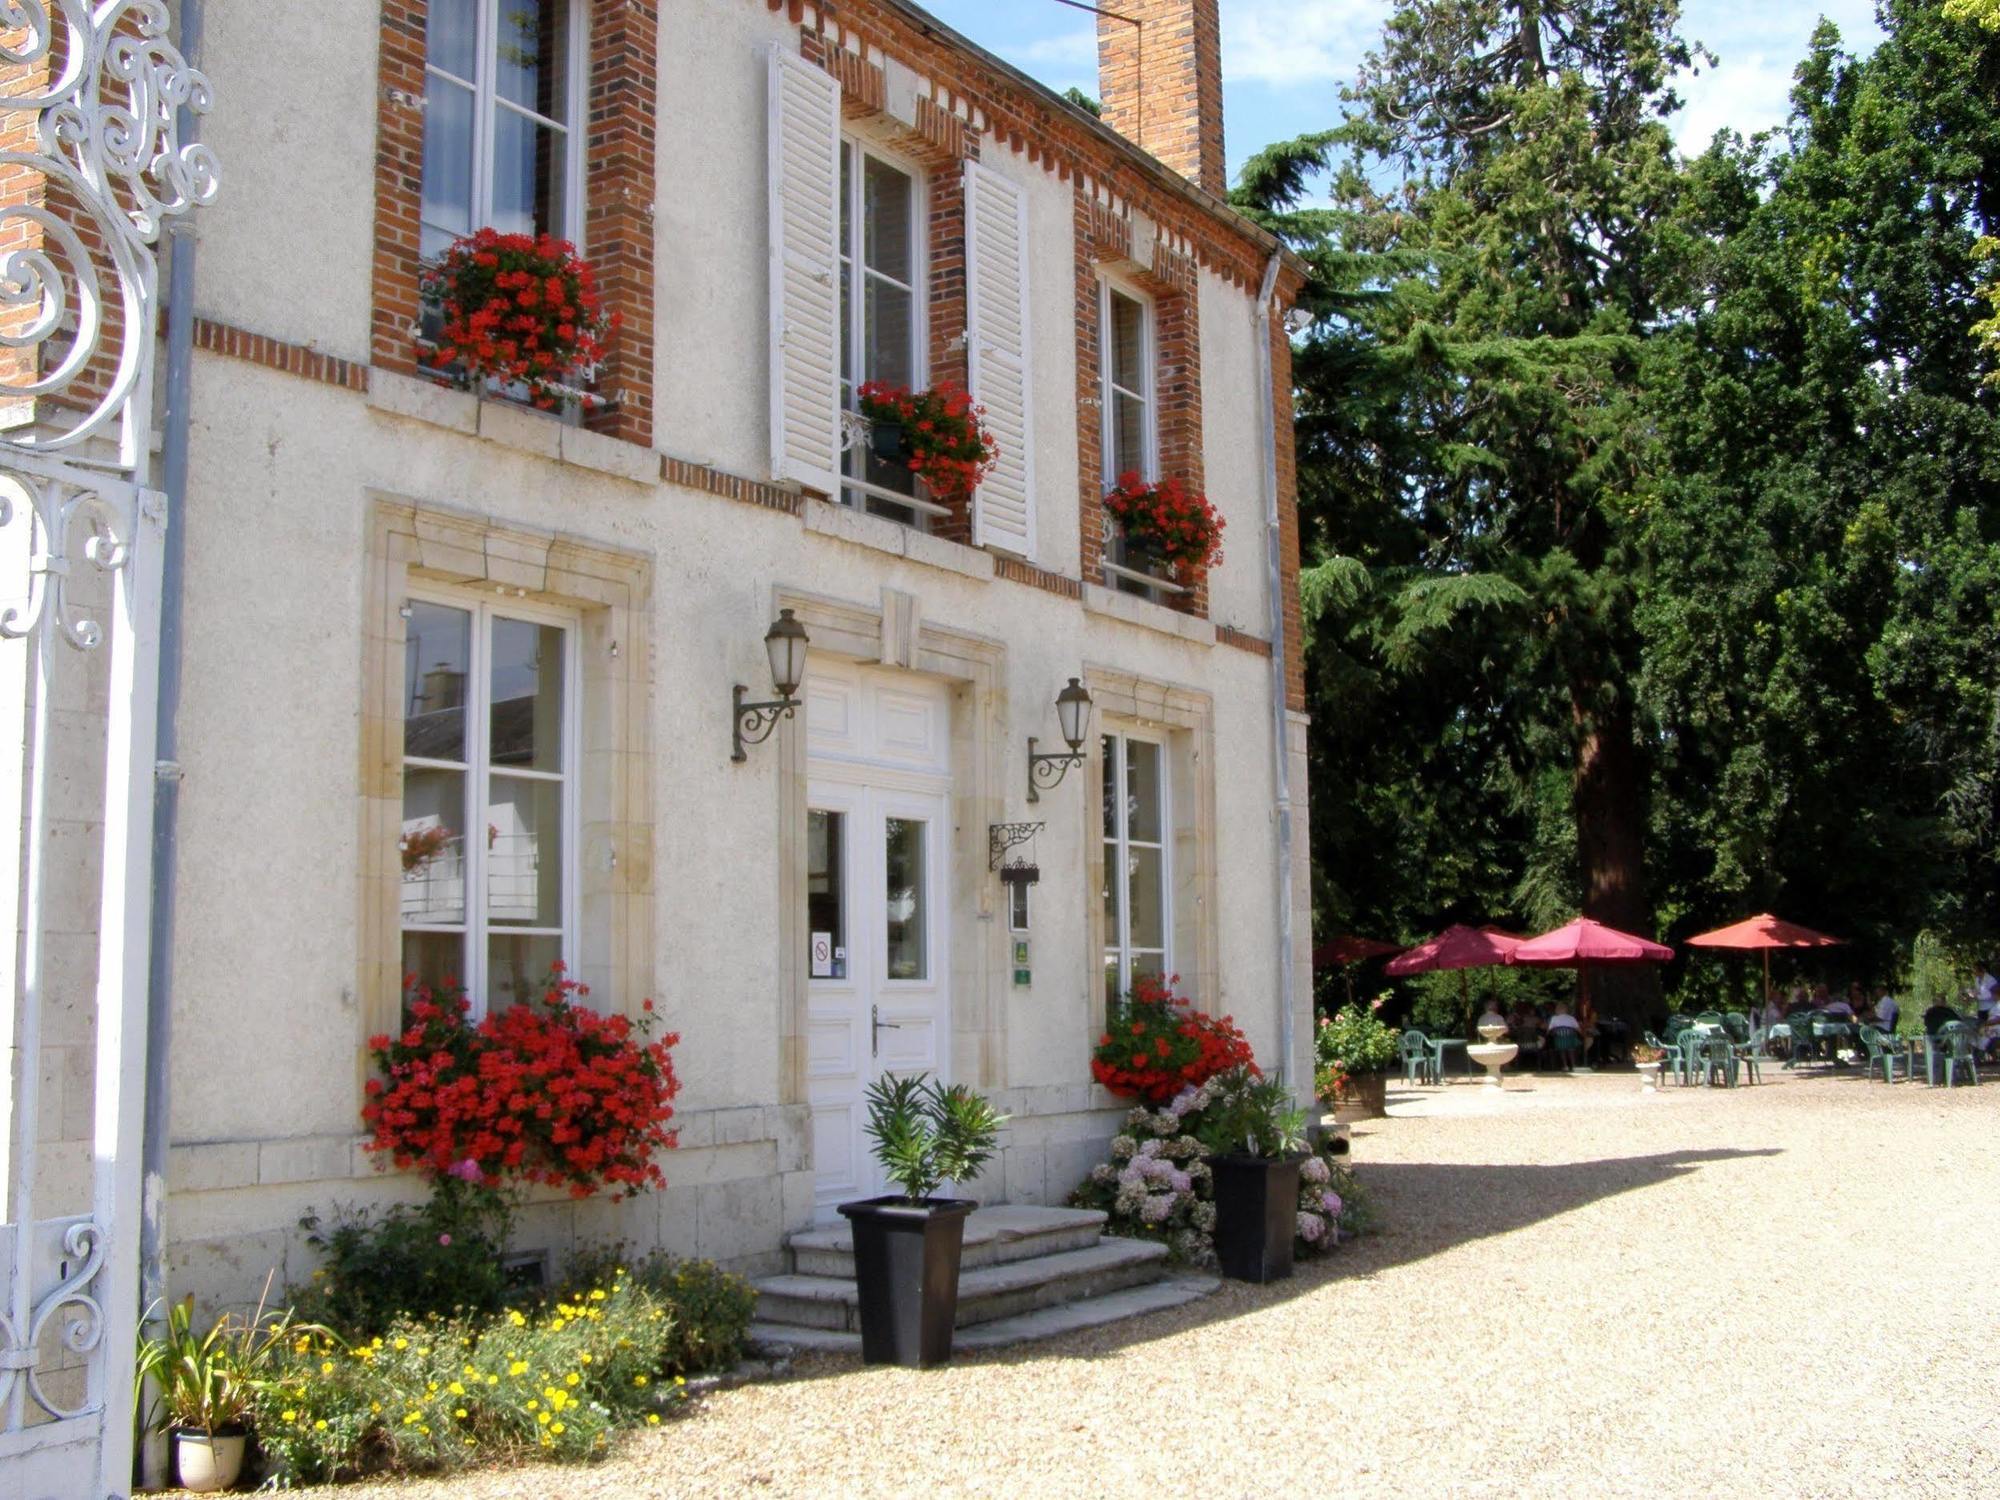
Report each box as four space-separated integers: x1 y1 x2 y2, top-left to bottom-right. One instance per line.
1096 0 1226 198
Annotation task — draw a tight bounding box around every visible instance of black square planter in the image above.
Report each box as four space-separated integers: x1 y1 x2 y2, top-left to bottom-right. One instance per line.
837 1197 976 1367
1206 1154 1303 1283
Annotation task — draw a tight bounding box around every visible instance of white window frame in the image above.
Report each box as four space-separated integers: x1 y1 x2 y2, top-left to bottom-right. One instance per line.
1102 729 1172 1002
839 136 943 525
1098 278 1158 488
400 587 582 1019
421 0 589 257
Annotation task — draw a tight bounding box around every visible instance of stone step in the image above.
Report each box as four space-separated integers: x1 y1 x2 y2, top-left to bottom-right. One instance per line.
786 1204 1106 1278
747 1274 1220 1357
753 1236 1170 1333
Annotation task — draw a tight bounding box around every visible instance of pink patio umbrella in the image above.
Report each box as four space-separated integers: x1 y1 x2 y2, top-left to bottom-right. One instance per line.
1313 935 1405 1008
1384 924 1523 1018
1508 916 1673 1039
1684 914 1845 1006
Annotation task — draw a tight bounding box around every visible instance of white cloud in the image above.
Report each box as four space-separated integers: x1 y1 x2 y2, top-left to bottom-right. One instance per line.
1222 0 1383 88
1672 53 1797 152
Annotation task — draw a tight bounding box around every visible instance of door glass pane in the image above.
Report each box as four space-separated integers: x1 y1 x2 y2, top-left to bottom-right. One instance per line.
425 0 478 80
808 809 846 978
401 768 467 924
1125 739 1163 843
493 108 567 239
404 602 471 761
420 74 475 261
862 156 913 284
496 0 568 118
487 775 562 927
402 930 466 1000
885 817 927 981
1126 846 1165 950
489 933 562 1012
490 617 564 771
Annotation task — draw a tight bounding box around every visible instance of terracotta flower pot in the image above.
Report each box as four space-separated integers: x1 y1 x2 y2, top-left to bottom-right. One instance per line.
1333 1071 1388 1121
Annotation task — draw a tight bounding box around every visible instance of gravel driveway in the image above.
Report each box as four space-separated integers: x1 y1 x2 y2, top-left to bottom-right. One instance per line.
293 1069 1999 1499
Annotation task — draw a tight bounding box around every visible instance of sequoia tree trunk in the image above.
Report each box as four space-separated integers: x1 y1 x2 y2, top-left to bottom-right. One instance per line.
1573 690 1659 1031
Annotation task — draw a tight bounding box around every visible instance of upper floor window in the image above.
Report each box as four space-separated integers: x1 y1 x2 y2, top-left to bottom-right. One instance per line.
1100 283 1155 484
401 594 577 1017
421 0 583 261
839 140 936 528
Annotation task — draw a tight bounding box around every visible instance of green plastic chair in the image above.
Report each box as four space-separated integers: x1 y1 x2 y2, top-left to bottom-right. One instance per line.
1783 1011 1819 1068
1694 1028 1735 1087
1399 1029 1434 1086
1723 1013 1752 1044
1731 1027 1767 1086
1928 1022 1980 1088
1550 1027 1584 1072
1857 1025 1909 1084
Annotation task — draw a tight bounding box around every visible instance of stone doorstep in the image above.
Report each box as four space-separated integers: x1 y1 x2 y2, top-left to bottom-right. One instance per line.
746 1275 1221 1357
752 1237 1170 1333
786 1204 1107 1278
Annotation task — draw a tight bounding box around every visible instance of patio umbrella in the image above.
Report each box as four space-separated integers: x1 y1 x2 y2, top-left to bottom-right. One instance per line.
1684 914 1846 1005
1508 917 1673 1040
1384 924 1523 1017
1313 935 1404 1008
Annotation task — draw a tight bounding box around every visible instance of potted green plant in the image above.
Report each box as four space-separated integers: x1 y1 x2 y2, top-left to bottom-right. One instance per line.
1318 998 1400 1119
137 1287 324 1492
838 1074 1006 1368
1192 1066 1310 1283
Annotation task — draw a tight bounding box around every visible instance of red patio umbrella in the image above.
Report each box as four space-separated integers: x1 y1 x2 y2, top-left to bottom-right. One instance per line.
1384 924 1523 1017
1684 913 1845 1004
1313 935 1404 1007
1509 917 1673 1040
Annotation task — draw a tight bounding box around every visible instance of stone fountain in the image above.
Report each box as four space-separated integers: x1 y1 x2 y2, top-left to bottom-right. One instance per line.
1467 1017 1518 1088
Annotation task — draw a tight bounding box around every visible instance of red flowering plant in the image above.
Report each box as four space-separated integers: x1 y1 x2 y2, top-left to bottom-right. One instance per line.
1102 471 1226 581
855 380 997 503
362 964 680 1207
1090 972 1257 1104
420 228 618 410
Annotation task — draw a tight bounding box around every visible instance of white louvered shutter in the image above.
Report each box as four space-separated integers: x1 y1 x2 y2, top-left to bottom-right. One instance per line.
767 45 842 495
964 160 1035 559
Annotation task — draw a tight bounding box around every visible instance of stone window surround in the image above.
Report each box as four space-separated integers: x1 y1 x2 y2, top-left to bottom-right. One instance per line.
768 585 1009 1105
358 495 656 1063
1081 665 1218 1042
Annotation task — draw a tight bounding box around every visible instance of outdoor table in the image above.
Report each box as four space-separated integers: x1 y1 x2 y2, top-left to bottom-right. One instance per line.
1428 1038 1467 1082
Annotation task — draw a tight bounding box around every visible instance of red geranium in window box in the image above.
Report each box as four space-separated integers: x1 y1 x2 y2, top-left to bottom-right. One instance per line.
1090 972 1257 1104
362 964 679 1202
855 379 998 503
420 228 619 411
1102 472 1226 581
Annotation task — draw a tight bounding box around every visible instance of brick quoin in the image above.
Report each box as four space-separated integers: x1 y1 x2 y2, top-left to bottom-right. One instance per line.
370 0 657 448
1096 0 1226 200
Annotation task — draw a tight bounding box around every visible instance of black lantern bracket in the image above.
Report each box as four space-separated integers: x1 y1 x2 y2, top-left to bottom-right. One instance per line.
731 685 799 762
989 821 1044 872
1027 737 1085 802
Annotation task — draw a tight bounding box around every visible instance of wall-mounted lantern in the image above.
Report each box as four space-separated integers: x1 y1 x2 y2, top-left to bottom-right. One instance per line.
732 607 810 762
1027 677 1093 802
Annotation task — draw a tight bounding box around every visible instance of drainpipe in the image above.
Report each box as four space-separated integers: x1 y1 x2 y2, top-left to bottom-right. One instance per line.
140 0 203 1441
1252 251 1297 1091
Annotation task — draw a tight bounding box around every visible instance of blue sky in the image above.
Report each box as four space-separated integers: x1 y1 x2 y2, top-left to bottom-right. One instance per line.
915 1 1886 183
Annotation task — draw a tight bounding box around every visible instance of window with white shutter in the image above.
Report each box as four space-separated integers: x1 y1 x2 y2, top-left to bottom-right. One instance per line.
767 45 843 496
964 160 1035 560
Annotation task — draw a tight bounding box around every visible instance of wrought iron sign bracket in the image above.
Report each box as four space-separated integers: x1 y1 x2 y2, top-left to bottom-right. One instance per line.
989 821 1043 872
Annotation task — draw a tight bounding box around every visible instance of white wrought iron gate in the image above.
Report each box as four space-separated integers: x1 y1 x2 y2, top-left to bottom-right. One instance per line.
0 4 215 1496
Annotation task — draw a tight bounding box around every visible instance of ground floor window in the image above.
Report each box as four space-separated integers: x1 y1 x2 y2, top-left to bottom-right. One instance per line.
400 592 577 1016
1102 730 1170 1006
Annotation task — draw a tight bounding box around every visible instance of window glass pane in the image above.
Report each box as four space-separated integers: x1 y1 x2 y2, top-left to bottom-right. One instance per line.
862 156 914 284
492 107 567 240
1101 736 1118 838
401 768 467 925
864 278 915 389
420 76 475 255
1125 740 1163 844
402 931 467 1000
489 933 562 1012
490 617 564 771
404 602 471 761
1131 952 1166 989
1109 292 1145 392
1009 880 1031 932
496 0 568 119
1111 392 1147 477
807 809 845 974
1127 846 1165 950
885 817 927 980
488 775 562 928
1105 952 1122 1008
425 0 478 79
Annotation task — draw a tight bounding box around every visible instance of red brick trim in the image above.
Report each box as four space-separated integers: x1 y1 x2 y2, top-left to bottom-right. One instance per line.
661 456 805 515
193 318 371 392
1270 307 1305 712
993 556 1083 600
1216 624 1271 657
371 1 657 447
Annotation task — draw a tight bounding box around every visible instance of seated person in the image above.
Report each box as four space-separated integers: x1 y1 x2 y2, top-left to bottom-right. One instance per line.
1508 999 1543 1044
1823 984 1856 1019
1545 1002 1581 1034
1758 995 1784 1030
1922 1002 1961 1035
1872 986 1899 1034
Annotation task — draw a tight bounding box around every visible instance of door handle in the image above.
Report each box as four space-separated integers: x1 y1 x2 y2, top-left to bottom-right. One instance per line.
871 1004 903 1058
